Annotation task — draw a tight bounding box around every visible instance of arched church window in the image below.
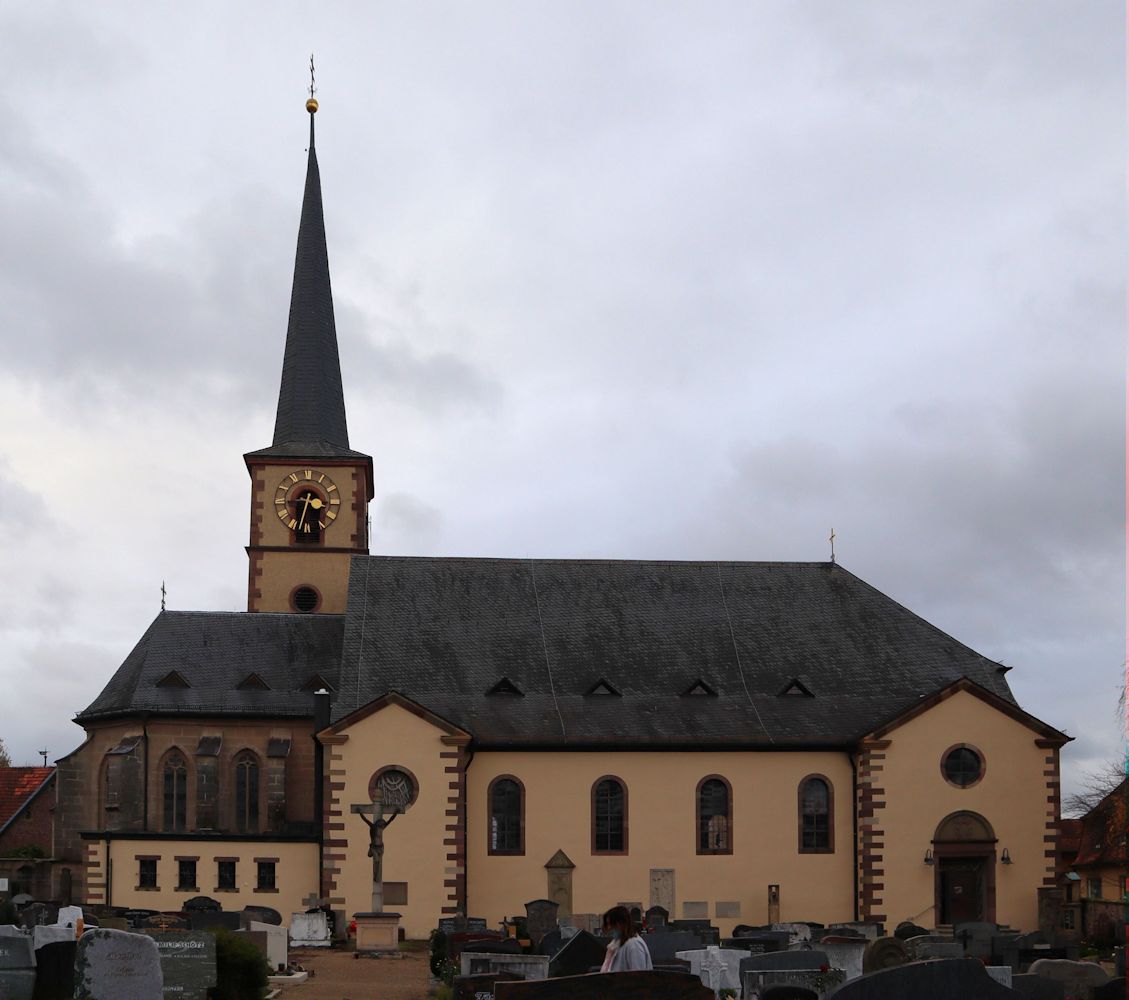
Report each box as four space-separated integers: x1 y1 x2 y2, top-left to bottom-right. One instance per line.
697 776 732 854
162 751 188 832
592 777 627 854
234 751 260 834
799 775 834 853
488 776 524 855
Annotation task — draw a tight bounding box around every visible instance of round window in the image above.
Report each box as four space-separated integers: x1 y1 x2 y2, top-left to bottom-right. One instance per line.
292 586 319 613
942 746 983 788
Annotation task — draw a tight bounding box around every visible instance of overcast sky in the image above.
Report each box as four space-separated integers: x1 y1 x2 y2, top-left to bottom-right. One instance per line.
0 3 1123 806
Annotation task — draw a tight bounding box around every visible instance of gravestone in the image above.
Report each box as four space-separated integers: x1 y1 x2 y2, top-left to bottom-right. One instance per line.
741 950 829 974
822 927 864 940
1093 978 1126 1000
547 930 607 978
31 939 76 1000
760 988 819 1000
537 929 564 958
0 934 36 1000
1114 947 1124 978
463 939 523 956
831 922 882 941
676 945 743 997
771 923 812 946
180 897 220 913
820 937 866 981
904 935 963 961
744 969 843 998
453 970 522 1000
446 931 508 961
75 928 163 1000
494 970 713 1000
545 851 574 918
99 918 128 933
830 958 1016 1000
0 927 22 938
1003 931 1073 972
240 906 282 927
565 914 601 935
954 922 999 961
524 900 559 947
55 907 83 931
644 906 669 931
140 915 188 932
893 921 928 941
670 920 720 945
19 904 58 929
144 932 216 1000
1010 973 1067 1000
247 921 287 972
461 952 549 981
186 911 239 933
985 966 1012 988
1027 958 1110 999
289 910 331 948
643 932 703 964
31 927 72 950
861 936 908 973
124 911 159 929
439 916 489 934
729 932 789 953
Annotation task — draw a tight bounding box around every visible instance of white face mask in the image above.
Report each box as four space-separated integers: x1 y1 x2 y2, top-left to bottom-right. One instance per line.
609 928 622 940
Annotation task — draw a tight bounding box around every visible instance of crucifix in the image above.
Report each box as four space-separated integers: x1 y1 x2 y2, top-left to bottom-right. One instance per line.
700 946 727 999
351 790 402 912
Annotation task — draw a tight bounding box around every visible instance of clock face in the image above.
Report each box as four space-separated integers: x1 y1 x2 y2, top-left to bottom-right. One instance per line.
274 469 341 537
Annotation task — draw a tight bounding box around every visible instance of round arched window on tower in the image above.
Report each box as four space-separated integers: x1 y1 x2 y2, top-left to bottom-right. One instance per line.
941 745 984 788
292 586 320 614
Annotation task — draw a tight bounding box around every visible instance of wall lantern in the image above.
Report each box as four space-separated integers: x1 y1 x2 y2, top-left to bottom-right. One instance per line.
923 849 934 865
1001 848 1012 865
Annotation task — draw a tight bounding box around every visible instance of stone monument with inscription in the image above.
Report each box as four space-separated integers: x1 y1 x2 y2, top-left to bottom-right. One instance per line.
352 768 415 953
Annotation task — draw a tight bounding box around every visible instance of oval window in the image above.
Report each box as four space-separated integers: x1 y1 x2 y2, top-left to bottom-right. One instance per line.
942 746 983 788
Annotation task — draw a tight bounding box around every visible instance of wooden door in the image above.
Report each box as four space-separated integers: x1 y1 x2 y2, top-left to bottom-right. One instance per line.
939 859 984 923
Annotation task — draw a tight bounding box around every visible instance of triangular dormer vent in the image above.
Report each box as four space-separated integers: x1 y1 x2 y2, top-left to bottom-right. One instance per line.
682 678 717 697
585 679 621 696
237 672 271 691
156 670 191 689
778 678 814 697
300 673 335 693
487 677 524 696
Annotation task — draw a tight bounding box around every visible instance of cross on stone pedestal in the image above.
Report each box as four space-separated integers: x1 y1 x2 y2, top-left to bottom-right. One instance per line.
700 946 727 1000
351 790 402 913
302 893 328 910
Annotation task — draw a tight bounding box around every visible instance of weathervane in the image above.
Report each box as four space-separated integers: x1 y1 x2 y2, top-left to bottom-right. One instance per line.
161 580 167 612
829 528 836 563
308 54 317 101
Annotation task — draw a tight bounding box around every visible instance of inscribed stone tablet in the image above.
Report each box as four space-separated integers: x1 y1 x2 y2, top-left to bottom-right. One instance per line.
145 932 216 1000
75 929 163 1000
0 936 34 969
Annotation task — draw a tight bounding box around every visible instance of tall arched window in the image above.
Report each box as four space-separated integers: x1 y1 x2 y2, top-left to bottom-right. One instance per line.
234 751 260 834
697 776 732 854
488 776 524 855
592 777 627 854
799 775 833 853
162 751 188 832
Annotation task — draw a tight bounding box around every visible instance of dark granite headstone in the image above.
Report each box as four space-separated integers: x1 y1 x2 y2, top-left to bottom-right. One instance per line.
18 904 57 929
75 928 163 1000
831 957 1016 1000
643 907 669 931
124 911 160 929
440 916 490 934
740 950 828 978
669 921 720 946
140 915 188 932
1093 977 1126 1000
180 898 220 913
893 921 928 940
822 927 865 940
524 901 559 947
494 970 713 1000
547 931 608 978
461 938 523 956
861 936 908 973
187 911 240 933
954 922 1000 960
760 988 818 1000
0 934 36 1000
727 931 789 953
144 932 217 1000
1010 973 1067 1000
240 907 282 927
1114 946 1124 978
642 932 702 963
537 930 564 958
31 939 76 1000
453 970 523 1000
446 931 507 960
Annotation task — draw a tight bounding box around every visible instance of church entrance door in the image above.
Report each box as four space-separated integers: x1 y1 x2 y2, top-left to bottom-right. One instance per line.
932 810 997 926
938 858 985 923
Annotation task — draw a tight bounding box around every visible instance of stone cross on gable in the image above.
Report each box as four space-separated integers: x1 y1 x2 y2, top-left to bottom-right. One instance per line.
700 945 727 999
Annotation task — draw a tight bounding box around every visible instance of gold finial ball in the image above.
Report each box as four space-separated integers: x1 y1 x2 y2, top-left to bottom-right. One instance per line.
306 98 319 113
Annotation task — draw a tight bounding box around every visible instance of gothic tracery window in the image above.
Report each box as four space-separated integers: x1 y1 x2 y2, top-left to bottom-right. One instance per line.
234 751 260 833
162 751 188 832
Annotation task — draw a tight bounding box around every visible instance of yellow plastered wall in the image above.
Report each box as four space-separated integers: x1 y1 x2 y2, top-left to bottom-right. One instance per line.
877 690 1050 930
329 704 454 939
466 751 855 936
104 839 319 922
254 550 353 614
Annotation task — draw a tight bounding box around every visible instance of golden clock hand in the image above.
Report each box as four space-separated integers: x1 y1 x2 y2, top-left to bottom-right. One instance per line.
297 495 311 529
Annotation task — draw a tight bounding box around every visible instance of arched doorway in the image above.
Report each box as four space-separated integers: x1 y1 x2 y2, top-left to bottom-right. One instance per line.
933 811 996 925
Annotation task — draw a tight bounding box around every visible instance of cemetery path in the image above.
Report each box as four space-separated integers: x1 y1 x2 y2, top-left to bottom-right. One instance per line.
285 945 431 1000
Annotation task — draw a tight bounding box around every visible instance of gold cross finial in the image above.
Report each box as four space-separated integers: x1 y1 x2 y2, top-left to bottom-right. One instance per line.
306 54 319 113
829 528 836 563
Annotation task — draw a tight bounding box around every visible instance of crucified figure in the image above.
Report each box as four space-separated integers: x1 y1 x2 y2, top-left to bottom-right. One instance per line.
358 807 399 886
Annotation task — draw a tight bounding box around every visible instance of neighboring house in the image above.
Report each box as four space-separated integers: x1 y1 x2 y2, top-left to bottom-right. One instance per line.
0 767 56 901
52 98 1072 939
1058 780 1127 944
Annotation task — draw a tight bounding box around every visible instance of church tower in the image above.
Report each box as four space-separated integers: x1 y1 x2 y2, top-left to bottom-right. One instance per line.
244 98 373 614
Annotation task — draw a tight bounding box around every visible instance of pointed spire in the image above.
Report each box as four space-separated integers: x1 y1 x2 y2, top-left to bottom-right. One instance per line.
269 95 352 455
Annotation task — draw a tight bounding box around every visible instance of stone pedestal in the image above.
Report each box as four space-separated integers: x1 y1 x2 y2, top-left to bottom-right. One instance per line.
353 912 401 954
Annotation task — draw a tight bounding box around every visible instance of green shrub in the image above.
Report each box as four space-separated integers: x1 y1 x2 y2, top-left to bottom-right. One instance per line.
428 928 448 977
207 929 270 1000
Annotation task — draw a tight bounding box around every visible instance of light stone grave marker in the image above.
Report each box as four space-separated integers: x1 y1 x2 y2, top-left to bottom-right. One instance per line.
75 928 163 1000
0 933 36 1000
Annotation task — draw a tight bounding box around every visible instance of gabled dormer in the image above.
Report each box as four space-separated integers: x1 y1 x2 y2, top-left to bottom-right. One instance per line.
236 672 271 692
156 670 190 689
487 677 524 696
585 679 621 697
778 677 814 697
682 678 717 697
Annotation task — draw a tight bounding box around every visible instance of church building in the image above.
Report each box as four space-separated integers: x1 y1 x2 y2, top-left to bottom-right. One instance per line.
53 99 1070 941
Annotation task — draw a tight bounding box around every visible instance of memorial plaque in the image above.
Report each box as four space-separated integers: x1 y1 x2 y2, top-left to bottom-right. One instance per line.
75 928 163 1000
144 932 216 1000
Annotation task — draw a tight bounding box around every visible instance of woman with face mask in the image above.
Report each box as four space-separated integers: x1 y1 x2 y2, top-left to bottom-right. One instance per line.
598 905 653 972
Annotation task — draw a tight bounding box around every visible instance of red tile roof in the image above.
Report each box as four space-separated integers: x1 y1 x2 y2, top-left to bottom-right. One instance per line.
1059 818 1083 855
0 768 54 831
1072 778 1127 868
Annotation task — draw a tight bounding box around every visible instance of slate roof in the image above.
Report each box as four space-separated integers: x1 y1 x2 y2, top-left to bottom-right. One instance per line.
77 611 344 722
0 768 54 835
335 556 1020 747
265 109 354 460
